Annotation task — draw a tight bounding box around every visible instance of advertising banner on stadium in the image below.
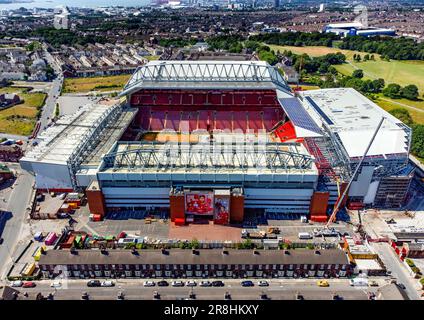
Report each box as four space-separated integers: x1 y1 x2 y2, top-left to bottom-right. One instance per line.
214 190 230 225
185 192 214 215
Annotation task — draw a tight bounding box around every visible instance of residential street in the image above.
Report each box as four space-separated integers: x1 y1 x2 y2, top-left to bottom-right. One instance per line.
14 278 374 300
371 242 421 300
0 165 34 279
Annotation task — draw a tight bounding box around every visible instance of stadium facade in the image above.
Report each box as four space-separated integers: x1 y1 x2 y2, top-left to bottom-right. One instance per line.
20 60 413 224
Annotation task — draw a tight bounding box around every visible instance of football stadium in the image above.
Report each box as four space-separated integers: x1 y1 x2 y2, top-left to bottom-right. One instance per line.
20 60 413 224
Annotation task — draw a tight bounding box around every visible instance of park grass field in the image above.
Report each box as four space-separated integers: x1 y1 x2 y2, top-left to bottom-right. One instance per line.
0 87 46 136
267 44 365 60
373 94 424 124
62 74 131 93
268 45 424 124
334 59 424 94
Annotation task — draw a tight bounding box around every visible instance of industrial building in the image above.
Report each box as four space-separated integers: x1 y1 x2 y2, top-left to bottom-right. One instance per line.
20 60 413 224
324 22 396 37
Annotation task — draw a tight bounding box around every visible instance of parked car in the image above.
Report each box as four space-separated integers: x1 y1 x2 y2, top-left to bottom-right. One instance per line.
241 280 254 287
11 280 23 287
317 280 329 287
100 280 115 287
157 280 169 287
186 280 197 287
81 292 89 300
50 281 62 288
200 280 212 287
143 281 156 287
171 280 184 287
212 280 225 287
258 280 269 287
369 280 379 287
22 281 36 288
397 283 406 290
87 280 101 287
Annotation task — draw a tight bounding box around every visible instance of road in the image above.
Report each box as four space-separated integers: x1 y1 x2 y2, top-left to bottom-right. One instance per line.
0 165 34 279
17 278 374 300
371 242 421 300
38 45 64 133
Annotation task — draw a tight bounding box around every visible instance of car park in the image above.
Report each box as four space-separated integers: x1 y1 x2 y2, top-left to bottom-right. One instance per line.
101 280 115 287
143 281 156 287
241 280 254 287
157 280 169 287
87 280 101 287
258 280 269 287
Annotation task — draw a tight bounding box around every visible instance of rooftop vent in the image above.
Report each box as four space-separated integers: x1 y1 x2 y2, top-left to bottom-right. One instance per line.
284 250 290 255
315 250 321 255
70 247 77 255
192 249 199 255
161 249 169 255
100 249 108 255
253 250 260 255
222 250 229 255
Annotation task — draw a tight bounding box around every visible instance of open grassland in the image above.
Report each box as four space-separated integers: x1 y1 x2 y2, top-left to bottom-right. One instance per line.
267 45 365 60
268 45 424 123
373 94 424 124
0 87 46 136
62 74 131 93
335 59 424 94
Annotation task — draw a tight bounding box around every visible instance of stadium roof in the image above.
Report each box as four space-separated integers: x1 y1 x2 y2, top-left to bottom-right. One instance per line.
99 140 316 175
278 97 322 137
21 104 114 165
299 88 411 159
120 60 293 96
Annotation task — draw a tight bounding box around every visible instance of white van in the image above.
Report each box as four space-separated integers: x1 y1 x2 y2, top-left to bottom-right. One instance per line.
298 232 313 240
349 278 369 287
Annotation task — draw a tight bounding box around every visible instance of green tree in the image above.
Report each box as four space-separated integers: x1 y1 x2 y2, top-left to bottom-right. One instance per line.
383 83 402 99
411 124 424 158
389 108 414 126
401 84 419 100
352 69 364 79
189 238 200 249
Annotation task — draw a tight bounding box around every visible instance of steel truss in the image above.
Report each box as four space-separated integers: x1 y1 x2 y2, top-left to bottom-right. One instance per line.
122 61 291 93
101 142 314 172
67 103 125 189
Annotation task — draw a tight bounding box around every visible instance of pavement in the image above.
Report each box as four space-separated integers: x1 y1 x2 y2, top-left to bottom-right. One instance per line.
0 164 35 279
13 278 375 300
370 242 422 300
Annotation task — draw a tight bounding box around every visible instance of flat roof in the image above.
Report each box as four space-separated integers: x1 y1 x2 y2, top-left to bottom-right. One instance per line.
299 88 410 159
38 248 350 266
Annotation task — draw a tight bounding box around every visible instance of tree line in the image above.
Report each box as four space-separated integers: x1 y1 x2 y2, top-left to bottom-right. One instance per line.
339 36 424 60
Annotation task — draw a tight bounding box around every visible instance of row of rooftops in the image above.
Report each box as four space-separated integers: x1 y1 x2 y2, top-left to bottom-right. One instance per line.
38 248 350 266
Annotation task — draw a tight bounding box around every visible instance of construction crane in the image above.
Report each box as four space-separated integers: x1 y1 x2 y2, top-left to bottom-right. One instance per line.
325 116 385 229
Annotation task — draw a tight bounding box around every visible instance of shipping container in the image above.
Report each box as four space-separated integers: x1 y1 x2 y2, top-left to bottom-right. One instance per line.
45 232 58 246
22 262 36 277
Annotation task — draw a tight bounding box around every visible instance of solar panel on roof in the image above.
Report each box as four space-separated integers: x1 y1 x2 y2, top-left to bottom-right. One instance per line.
304 96 334 125
278 98 322 135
